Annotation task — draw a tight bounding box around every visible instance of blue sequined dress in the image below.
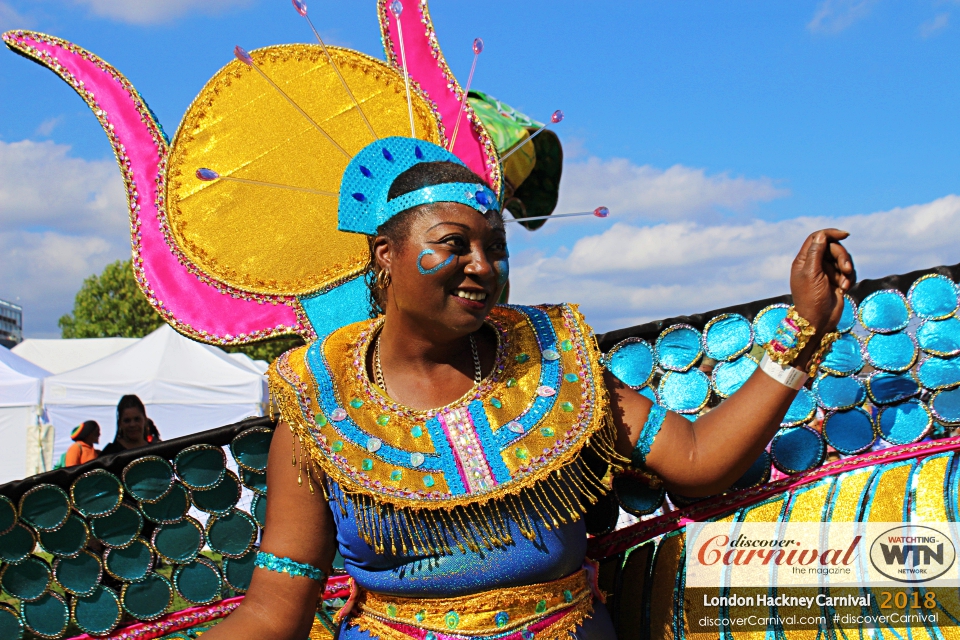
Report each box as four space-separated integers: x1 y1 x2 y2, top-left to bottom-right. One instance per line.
329 482 617 640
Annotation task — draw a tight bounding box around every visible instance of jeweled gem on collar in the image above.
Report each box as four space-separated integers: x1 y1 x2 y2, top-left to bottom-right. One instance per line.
410 452 425 467
362 459 374 471
331 441 344 452
366 437 382 452
515 447 528 460
561 339 573 351
495 611 510 628
423 475 435 488
540 427 555 437
390 470 402 482
490 398 502 409
350 398 363 408
564 373 579 383
331 408 347 421
315 414 328 426
386 604 398 618
563 589 573 603
506 421 524 433
561 401 575 412
535 599 547 613
416 610 426 623
445 611 460 629
537 386 556 397
377 414 390 426
506 378 517 388
543 349 560 361
516 353 529 363
521 628 534 640
411 425 423 438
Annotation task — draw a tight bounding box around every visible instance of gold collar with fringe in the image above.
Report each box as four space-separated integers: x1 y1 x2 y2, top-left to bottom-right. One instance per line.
268 303 625 555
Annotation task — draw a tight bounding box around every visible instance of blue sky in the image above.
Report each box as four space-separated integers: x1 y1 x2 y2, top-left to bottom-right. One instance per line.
2 0 960 337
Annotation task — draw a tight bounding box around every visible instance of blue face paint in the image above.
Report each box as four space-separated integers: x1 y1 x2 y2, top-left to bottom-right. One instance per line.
418 249 456 275
494 258 510 287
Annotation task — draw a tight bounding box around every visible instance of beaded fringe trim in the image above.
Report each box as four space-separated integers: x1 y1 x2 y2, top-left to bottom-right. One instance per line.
269 371 625 557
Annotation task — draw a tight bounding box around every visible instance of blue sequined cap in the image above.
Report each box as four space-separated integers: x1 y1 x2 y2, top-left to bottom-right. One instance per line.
338 137 499 235
254 551 326 582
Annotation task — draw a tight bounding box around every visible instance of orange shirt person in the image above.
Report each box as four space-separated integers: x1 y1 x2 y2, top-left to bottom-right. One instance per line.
64 421 100 466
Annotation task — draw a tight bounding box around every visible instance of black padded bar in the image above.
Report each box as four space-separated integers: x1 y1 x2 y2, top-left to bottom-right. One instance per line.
0 415 276 502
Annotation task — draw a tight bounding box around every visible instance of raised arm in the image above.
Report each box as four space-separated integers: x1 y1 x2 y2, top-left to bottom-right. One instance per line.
202 423 337 640
609 229 856 496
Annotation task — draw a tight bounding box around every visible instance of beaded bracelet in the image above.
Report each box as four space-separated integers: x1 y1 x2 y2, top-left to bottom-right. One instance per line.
632 404 667 467
764 307 816 366
255 550 326 582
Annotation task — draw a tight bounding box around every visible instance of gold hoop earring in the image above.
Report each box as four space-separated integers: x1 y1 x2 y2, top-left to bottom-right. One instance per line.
376 269 392 290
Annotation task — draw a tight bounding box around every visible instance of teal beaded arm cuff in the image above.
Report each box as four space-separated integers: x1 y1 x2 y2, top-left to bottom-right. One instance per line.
632 404 667 467
255 551 326 582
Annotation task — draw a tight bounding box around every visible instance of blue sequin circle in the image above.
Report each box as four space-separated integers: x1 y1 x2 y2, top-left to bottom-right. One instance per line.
822 408 876 454
658 369 710 414
655 325 703 372
931 388 960 425
702 314 753 362
614 475 666 517
866 371 920 405
770 426 825 474
917 356 960 390
813 374 866 411
781 388 816 427
858 290 910 334
916 317 960 357
864 332 917 372
837 295 857 333
908 274 958 320
819 333 863 376
604 338 655 388
878 399 932 445
752 304 789 346
711 355 757 398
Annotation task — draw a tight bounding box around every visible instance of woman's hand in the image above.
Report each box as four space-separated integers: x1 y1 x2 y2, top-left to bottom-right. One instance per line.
790 229 857 334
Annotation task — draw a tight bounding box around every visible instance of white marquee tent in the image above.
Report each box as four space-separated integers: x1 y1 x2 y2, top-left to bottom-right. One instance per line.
0 347 51 483
12 336 138 374
43 325 268 458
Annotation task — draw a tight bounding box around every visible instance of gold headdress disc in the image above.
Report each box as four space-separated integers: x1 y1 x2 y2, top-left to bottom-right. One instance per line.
165 44 443 297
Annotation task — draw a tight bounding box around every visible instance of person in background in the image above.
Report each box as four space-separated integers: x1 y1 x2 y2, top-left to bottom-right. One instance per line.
63 420 100 466
101 394 151 456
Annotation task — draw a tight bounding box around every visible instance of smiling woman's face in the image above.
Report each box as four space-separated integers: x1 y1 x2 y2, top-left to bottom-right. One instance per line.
374 201 508 338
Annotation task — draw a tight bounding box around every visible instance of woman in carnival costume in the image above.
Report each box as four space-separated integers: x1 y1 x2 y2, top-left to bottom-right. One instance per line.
3 2 855 639
194 15 854 640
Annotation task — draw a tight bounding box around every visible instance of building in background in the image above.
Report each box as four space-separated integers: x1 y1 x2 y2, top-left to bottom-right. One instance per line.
0 299 23 348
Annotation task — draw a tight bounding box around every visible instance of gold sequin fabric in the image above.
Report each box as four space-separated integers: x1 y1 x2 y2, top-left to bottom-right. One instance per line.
165 44 443 296
350 569 593 640
269 303 626 555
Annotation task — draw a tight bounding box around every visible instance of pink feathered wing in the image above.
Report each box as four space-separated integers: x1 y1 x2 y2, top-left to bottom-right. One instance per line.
2 31 308 345
378 0 502 194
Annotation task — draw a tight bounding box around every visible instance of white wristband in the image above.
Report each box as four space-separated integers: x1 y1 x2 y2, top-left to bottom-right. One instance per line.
758 352 809 390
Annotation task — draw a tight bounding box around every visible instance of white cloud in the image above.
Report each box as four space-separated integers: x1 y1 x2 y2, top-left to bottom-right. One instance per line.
808 0 880 34
920 12 950 38
0 139 129 337
510 195 960 332
0 139 127 234
34 117 63 137
557 157 788 222
0 1 31 30
67 0 252 25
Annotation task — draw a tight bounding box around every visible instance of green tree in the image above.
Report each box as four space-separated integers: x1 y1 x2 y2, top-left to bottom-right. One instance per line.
59 260 163 338
59 259 303 361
